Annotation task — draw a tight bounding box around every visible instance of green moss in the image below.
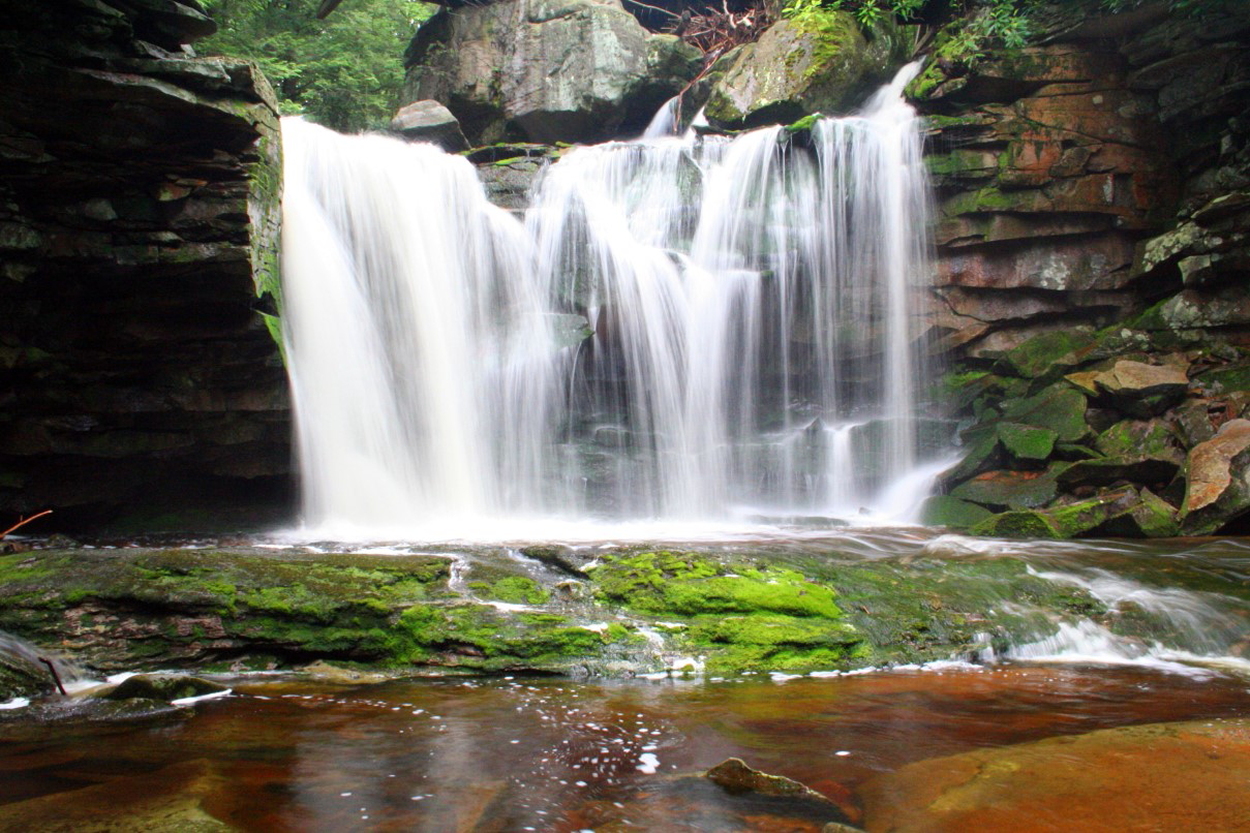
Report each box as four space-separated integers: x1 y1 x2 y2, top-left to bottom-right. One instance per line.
918 495 995 530
971 510 1062 539
591 552 840 619
1000 383 1091 443
468 575 551 605
996 329 1097 380
997 422 1058 463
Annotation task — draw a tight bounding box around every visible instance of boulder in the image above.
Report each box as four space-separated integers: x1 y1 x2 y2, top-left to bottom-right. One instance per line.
103 673 229 703
996 422 1058 466
1000 384 1091 443
950 465 1068 511
703 13 906 129
402 0 703 144
1091 360 1189 418
1094 418 1185 467
917 495 994 530
390 99 470 152
706 757 835 804
1180 418 1250 534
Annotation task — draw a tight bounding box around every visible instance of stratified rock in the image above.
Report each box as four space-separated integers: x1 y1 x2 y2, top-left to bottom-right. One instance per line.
702 13 905 129
0 0 290 532
390 99 470 152
402 0 702 144
1090 359 1189 418
860 719 1250 833
1056 458 1178 491
1180 418 1250 534
993 328 1096 379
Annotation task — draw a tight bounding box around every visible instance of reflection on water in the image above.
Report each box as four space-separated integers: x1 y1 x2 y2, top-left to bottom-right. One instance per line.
2 665 1247 831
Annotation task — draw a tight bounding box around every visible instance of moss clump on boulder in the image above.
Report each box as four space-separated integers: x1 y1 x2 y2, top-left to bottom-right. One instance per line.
918 495 995 530
703 12 904 130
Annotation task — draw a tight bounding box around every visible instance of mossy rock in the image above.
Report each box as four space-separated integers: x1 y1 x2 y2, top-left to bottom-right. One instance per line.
589 551 841 619
950 464 1070 511
995 328 1097 381
1095 418 1185 465
917 495 995 530
970 510 1062 539
1000 383 1092 443
703 13 904 129
997 422 1058 465
467 575 550 605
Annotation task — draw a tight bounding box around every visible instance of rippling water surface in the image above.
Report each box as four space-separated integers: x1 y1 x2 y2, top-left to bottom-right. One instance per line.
2 531 1248 830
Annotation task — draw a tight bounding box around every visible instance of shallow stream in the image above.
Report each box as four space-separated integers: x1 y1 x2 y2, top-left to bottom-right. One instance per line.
1 531 1248 831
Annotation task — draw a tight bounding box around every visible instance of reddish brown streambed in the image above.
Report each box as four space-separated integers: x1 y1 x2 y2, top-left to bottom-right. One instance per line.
1 663 1246 831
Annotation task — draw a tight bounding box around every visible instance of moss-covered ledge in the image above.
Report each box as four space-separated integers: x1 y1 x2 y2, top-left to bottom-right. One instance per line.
0 545 1125 696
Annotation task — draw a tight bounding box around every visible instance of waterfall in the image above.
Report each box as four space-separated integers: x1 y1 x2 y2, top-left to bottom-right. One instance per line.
280 66 938 537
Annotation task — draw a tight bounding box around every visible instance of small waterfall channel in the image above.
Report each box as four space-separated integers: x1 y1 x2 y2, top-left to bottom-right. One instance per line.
280 67 944 537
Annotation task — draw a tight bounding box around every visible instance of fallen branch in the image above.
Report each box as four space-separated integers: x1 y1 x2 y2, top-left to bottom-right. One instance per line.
0 509 52 540
37 657 68 697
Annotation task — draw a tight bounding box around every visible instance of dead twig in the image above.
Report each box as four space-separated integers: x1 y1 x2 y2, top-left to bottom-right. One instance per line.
0 509 52 540
37 657 68 697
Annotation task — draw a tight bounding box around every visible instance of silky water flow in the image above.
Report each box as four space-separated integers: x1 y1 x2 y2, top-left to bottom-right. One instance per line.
279 66 944 539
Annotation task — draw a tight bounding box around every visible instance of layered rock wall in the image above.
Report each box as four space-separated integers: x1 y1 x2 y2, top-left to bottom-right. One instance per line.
0 0 291 531
918 2 1250 536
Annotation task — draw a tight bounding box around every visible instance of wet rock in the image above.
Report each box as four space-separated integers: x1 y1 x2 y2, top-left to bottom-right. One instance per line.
970 509 1060 539
1180 418 1250 534
0 758 231 832
703 13 905 129
401 0 702 144
519 544 596 577
859 719 1250 833
1056 457 1179 491
950 465 1068 512
390 99 470 152
706 757 836 805
917 495 993 531
103 673 229 702
1089 487 1179 538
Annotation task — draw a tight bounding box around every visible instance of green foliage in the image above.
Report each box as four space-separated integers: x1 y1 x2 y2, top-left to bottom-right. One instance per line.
198 0 436 132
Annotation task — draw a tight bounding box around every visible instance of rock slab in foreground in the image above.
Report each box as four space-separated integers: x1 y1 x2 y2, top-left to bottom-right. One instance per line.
859 718 1250 833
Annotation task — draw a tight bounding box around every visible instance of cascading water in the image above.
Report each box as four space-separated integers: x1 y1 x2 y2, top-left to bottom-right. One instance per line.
280 65 943 537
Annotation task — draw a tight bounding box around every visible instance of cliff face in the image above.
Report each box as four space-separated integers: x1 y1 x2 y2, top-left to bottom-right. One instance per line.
915 3 1250 536
0 0 291 532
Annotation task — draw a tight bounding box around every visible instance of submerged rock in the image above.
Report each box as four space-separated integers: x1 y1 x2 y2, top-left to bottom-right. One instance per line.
707 757 836 804
103 674 229 703
859 719 1250 833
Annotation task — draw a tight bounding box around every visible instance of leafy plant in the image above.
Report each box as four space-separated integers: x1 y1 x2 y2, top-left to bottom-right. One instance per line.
197 0 437 132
